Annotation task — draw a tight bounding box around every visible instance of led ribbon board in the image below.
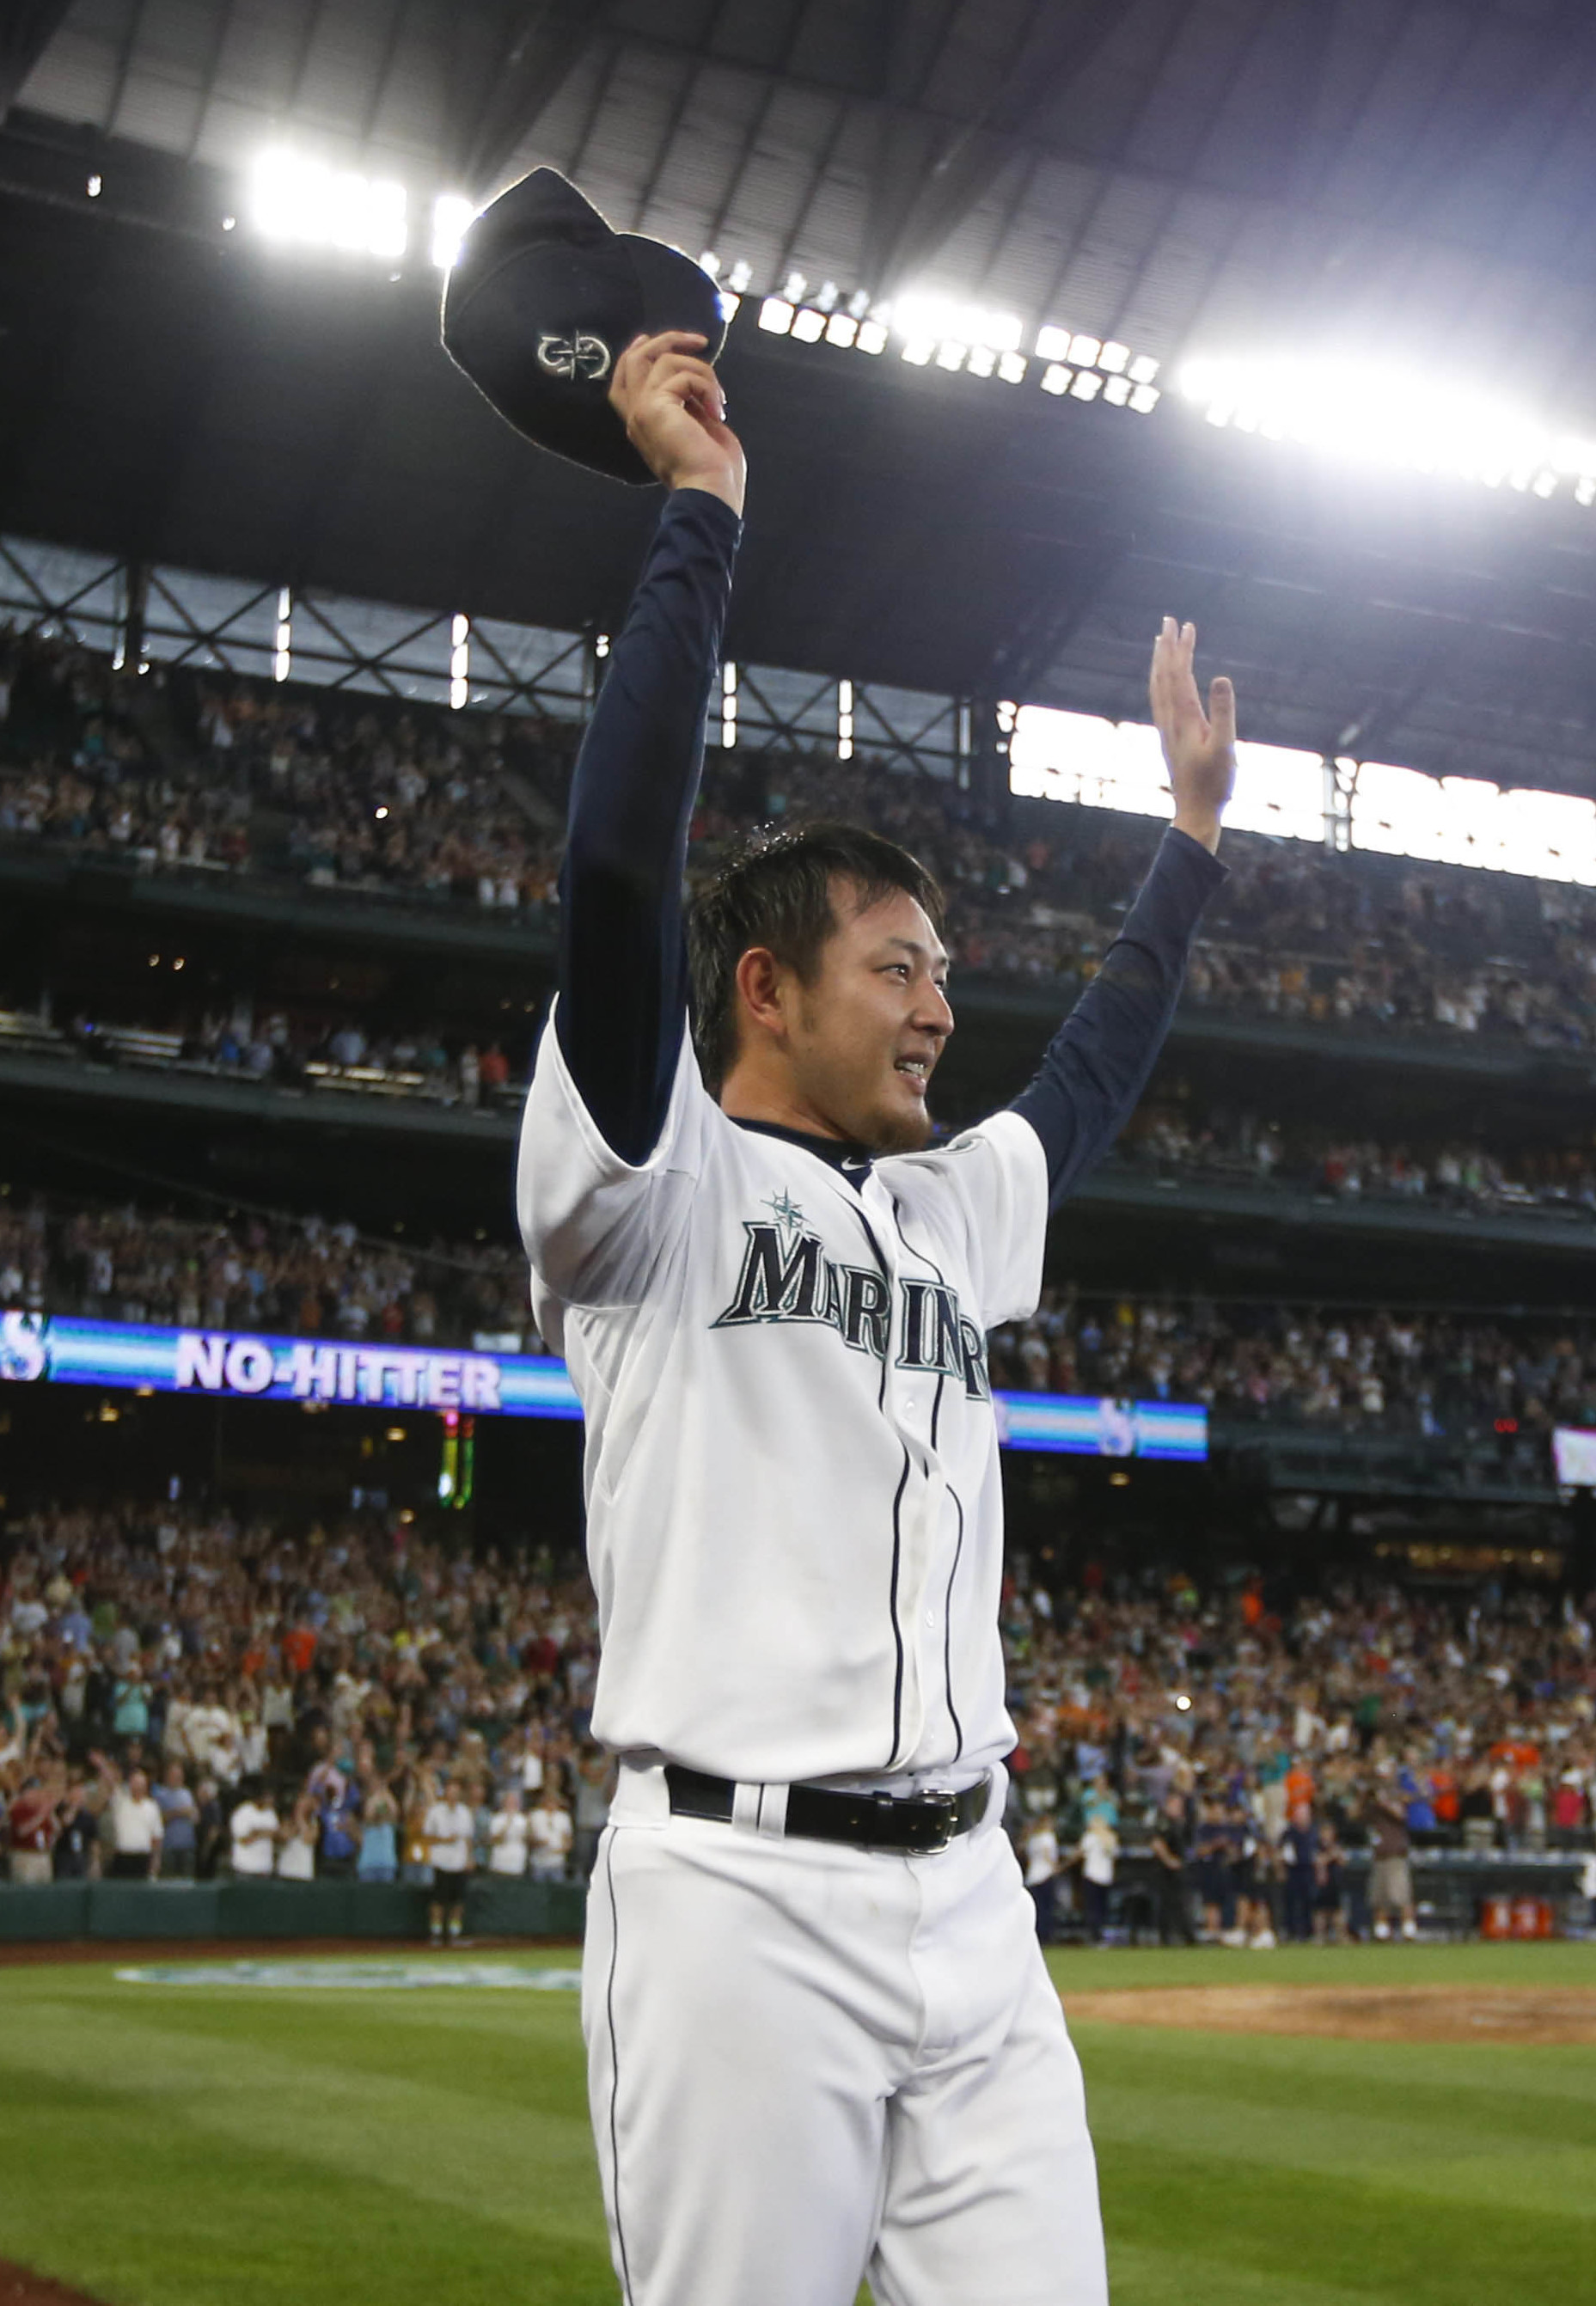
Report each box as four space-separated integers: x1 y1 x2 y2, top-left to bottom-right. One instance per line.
0 1311 1207 1461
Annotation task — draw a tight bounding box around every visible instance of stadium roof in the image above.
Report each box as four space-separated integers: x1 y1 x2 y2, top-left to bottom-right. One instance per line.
15 0 1596 394
4 0 1596 795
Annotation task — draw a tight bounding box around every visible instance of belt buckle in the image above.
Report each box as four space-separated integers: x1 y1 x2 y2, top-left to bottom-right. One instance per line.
903 1789 959 1855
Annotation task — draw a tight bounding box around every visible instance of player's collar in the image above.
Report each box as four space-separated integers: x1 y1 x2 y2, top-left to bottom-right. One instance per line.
729 1116 874 1177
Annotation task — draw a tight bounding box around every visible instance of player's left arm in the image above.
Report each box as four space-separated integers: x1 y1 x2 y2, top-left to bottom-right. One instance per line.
1010 621 1234 1206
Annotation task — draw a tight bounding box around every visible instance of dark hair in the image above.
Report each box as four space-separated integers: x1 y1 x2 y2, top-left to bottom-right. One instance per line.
687 818 944 1091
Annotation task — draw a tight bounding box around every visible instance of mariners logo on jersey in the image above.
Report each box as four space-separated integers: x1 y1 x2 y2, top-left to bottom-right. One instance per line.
711 1193 990 1401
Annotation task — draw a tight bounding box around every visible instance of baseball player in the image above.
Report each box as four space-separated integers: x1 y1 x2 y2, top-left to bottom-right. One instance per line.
517 330 1235 2306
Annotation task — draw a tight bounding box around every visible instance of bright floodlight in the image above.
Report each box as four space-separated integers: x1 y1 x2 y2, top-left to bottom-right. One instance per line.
892 292 1023 353
432 194 474 272
252 150 407 259
758 297 794 335
1177 352 1596 497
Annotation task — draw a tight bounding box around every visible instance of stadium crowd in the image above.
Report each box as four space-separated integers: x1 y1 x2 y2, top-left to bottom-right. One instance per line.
0 1191 537 1353
1001 1563 1596 1944
0 1507 602 1931
8 621 1596 1057
2 1504 1592 1945
8 1185 1596 1447
986 1288 1596 1442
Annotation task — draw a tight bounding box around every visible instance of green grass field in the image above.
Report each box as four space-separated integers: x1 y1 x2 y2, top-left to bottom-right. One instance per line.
2 1942 1593 2305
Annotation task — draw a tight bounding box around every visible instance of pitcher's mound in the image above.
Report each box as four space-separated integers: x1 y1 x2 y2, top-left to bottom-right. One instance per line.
1064 1982 1596 2046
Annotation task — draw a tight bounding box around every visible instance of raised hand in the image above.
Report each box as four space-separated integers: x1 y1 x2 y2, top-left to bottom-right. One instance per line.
1149 617 1235 855
608 330 746 514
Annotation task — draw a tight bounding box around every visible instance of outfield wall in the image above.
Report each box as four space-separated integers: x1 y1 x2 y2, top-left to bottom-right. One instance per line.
0 1875 584 1943
2 1856 1587 1945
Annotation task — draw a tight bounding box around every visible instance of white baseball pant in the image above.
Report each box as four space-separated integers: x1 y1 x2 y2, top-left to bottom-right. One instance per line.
583 1764 1108 2306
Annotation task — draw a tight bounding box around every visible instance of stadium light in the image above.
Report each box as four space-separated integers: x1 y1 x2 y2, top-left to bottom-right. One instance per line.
273 587 291 683
1036 326 1159 405
740 272 1156 411
891 292 1024 354
449 613 469 711
1177 352 1596 502
251 150 407 260
431 194 474 272
721 659 737 749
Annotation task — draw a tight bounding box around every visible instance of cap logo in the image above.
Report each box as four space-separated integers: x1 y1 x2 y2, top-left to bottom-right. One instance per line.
537 330 613 382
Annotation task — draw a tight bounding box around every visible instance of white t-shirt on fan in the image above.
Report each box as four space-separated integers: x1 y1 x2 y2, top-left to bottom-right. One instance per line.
528 1805 573 1862
230 1800 278 1876
425 1801 474 1871
489 1811 529 1875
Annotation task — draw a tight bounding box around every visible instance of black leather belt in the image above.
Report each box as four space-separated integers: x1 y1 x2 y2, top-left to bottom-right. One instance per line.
664 1765 990 1856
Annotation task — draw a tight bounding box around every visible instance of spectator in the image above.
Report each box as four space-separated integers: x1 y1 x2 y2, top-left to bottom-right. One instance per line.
1363 1784 1419 1942
152 1760 199 1879
1191 1801 1233 1942
317 1782 362 1879
572 1746 613 1880
424 1775 474 1944
488 1784 529 1878
8 1771 58 1884
52 1773 100 1881
1150 1794 1195 1946
1281 1802 1320 1944
194 1777 227 1880
97 1759 163 1880
527 1783 574 1883
356 1783 399 1884
277 1789 318 1881
1078 1814 1118 1942
229 1781 278 1879
1022 1812 1061 1943
1314 1819 1347 1944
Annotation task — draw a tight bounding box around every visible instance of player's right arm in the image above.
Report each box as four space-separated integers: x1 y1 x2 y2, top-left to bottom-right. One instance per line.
553 333 745 1165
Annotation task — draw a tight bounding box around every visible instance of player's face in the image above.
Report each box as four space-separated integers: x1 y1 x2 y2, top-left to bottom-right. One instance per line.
791 884 953 1152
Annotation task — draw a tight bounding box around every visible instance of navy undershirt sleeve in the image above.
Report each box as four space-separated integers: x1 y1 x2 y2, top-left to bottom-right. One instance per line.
1010 827 1226 1208
554 488 741 1164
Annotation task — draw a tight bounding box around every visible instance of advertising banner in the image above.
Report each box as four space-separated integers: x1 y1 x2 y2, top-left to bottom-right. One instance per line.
0 1310 1206 1460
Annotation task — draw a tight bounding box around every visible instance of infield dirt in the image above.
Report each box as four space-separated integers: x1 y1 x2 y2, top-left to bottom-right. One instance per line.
1 2263 105 2306
1065 1980 1596 2045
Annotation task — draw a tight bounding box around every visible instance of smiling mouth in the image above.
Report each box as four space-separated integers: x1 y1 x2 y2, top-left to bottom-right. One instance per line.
895 1057 931 1087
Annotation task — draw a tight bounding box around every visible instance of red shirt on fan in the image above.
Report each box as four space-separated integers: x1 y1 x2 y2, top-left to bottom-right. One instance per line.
8 1786 58 1855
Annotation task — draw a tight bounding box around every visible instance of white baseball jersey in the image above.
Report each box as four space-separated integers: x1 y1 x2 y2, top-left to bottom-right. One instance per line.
517 1004 1048 1788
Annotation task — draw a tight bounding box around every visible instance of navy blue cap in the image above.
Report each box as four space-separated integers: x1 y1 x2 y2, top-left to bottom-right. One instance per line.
441 168 727 486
